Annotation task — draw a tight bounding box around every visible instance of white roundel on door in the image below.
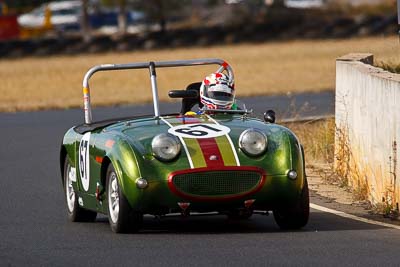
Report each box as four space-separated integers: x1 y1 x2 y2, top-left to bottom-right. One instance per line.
78 132 91 191
168 123 230 139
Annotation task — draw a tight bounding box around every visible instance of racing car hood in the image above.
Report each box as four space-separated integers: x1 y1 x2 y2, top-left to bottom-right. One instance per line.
108 113 298 178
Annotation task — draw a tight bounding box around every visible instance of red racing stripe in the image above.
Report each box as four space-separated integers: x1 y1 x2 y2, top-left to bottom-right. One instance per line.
176 115 225 168
197 138 225 168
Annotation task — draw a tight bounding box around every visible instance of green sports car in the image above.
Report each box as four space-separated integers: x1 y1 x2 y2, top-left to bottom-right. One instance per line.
60 59 309 233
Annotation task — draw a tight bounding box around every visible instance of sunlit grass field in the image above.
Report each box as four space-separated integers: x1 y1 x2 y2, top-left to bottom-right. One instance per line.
1 35 399 112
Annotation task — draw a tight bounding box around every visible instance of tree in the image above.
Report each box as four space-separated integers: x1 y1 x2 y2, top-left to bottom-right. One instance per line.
132 0 190 34
81 0 91 42
117 0 127 35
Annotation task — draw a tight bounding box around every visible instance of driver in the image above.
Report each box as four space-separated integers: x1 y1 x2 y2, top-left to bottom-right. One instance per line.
200 72 237 110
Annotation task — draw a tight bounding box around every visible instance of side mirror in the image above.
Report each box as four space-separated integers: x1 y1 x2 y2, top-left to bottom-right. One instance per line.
264 110 276 123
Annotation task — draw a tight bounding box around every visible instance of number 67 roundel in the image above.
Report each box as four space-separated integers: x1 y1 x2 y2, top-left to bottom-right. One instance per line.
168 123 231 139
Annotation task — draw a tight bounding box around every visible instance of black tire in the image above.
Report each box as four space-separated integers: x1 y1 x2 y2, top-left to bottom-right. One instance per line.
106 164 143 233
63 156 97 222
273 178 309 230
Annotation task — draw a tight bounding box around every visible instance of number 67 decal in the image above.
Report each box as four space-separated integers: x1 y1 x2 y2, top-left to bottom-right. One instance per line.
168 123 231 139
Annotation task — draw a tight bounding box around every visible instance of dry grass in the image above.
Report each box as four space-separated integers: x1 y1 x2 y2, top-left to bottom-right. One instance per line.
376 60 400 74
1 35 399 112
283 118 335 164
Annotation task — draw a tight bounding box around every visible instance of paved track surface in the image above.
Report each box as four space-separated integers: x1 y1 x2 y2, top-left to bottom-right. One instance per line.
4 92 400 266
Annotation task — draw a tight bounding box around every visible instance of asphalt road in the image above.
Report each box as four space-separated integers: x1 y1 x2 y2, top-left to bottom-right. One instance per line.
4 92 400 266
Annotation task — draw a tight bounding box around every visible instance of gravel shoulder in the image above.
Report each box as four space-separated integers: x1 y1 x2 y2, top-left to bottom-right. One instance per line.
307 164 400 227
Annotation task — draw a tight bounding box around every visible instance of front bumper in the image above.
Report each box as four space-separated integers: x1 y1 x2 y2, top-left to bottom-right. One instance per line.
124 167 304 214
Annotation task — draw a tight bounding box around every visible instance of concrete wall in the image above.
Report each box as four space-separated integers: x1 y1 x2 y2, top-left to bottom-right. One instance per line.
335 53 400 207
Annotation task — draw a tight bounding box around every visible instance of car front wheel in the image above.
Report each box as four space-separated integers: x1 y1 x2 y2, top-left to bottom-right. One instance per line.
273 178 309 230
63 156 97 222
106 164 143 233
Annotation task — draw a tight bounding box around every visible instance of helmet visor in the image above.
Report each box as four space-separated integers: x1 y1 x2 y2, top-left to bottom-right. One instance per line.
206 91 234 102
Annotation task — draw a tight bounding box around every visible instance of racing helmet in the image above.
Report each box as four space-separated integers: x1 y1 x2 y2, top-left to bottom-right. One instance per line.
200 72 235 109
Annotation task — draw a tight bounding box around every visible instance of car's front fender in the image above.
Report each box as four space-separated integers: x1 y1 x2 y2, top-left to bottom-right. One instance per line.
105 137 145 209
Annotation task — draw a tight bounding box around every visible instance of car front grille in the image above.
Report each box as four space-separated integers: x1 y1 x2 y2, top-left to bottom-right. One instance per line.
171 170 263 198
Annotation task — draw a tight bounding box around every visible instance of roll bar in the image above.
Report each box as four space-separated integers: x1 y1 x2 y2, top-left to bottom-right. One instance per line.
82 58 234 124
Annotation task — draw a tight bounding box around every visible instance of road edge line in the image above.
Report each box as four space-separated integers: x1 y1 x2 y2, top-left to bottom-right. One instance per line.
310 203 400 230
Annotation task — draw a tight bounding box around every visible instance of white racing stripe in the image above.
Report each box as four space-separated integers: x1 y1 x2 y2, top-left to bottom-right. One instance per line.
310 203 400 230
160 117 194 169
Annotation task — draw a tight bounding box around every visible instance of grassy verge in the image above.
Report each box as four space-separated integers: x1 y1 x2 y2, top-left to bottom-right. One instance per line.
283 118 335 165
285 118 360 196
286 118 400 216
1 36 399 112
287 118 372 204
289 118 400 217
376 60 400 74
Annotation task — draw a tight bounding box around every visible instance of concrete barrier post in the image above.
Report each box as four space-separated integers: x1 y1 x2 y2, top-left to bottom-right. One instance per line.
335 54 400 208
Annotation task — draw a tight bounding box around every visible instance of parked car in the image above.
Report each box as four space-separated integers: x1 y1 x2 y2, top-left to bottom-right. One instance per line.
17 1 81 31
284 0 325 8
17 0 146 33
60 59 309 233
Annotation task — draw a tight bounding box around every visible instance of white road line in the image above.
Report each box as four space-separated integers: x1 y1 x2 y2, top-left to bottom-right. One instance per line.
310 203 400 230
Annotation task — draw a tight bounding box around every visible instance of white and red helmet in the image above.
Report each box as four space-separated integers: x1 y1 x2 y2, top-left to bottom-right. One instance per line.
200 72 235 109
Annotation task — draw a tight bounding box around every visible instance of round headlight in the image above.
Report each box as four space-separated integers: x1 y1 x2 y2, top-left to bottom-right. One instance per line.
239 129 267 157
151 133 181 161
